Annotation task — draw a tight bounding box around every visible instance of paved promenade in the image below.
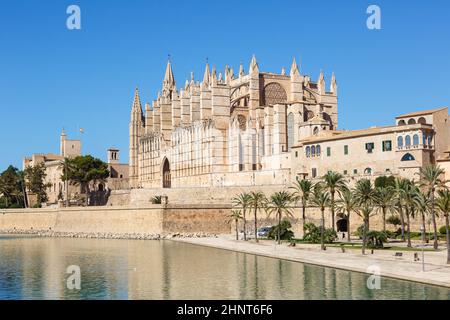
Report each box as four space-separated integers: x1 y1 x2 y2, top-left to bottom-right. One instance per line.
174 236 450 288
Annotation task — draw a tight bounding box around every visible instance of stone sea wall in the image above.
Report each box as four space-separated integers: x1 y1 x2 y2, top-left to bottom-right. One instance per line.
0 204 231 239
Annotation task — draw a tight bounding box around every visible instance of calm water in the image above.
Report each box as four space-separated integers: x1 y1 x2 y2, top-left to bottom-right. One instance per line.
0 235 449 300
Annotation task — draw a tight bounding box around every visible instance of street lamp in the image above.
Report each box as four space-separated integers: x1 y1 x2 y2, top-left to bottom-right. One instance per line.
420 225 425 272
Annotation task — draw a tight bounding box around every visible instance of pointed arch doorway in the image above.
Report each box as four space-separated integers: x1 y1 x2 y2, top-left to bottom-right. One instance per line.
162 158 171 188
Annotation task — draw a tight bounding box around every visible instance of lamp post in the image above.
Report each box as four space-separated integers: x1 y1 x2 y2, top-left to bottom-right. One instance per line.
420 225 425 272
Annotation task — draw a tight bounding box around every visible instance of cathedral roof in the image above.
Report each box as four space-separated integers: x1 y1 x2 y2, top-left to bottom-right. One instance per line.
396 107 447 118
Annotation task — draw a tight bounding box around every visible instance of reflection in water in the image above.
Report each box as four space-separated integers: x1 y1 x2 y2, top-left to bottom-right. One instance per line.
0 235 449 300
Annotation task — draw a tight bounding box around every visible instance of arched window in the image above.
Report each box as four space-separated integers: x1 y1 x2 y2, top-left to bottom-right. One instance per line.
313 127 319 135
401 153 415 161
287 113 295 151
397 136 404 148
418 117 426 124
408 118 416 125
311 145 316 157
364 168 372 175
413 134 419 146
405 135 411 147
398 120 406 126
316 145 321 156
306 146 311 157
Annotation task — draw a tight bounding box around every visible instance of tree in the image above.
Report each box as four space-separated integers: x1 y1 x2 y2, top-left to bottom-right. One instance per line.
309 184 330 250
436 189 450 264
374 175 395 189
266 191 294 244
413 188 431 243
248 191 267 243
61 155 109 206
232 192 252 241
322 171 347 232
401 180 417 248
59 157 76 206
375 186 395 232
393 177 408 241
418 165 446 250
291 177 314 234
0 166 25 208
354 179 377 255
24 163 50 207
228 209 243 241
336 189 357 242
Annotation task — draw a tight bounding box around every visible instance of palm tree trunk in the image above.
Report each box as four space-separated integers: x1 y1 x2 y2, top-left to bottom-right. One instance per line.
243 209 247 241
446 215 450 264
382 207 386 232
254 206 258 243
331 191 335 232
321 208 325 250
362 218 368 255
406 208 411 248
302 203 306 234
347 210 351 242
421 212 427 243
398 204 405 241
278 209 281 245
431 191 438 250
235 219 239 241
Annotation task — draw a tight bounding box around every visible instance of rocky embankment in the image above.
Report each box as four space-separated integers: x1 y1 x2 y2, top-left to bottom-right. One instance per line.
0 229 218 240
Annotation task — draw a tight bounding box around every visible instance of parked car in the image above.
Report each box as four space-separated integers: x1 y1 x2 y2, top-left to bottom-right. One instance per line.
257 226 273 238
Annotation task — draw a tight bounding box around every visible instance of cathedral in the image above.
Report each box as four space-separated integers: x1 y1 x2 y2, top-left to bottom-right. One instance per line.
128 56 338 189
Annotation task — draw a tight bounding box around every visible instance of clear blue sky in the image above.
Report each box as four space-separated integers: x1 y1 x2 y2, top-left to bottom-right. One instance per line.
1 0 449 171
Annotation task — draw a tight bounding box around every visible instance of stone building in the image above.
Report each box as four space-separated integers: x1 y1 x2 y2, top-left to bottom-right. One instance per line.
129 56 338 190
128 56 450 204
24 131 129 206
292 107 450 182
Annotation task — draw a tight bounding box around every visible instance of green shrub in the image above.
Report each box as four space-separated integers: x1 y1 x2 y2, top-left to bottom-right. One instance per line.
386 215 401 227
32 203 42 208
366 230 388 248
268 219 294 241
439 226 448 235
303 223 337 244
8 203 23 209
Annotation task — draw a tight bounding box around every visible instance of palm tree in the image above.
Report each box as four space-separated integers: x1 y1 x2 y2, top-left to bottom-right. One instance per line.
248 191 267 243
323 171 348 232
436 189 450 264
336 189 357 242
228 209 243 241
413 189 431 244
393 177 408 241
418 165 446 249
375 186 395 232
354 179 377 255
356 203 375 255
401 180 417 248
291 177 314 234
59 157 76 207
309 184 330 250
232 192 252 241
266 191 294 244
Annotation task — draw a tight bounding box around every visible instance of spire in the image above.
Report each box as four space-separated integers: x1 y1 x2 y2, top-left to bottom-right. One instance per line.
202 62 211 88
318 70 325 94
290 57 300 78
239 62 245 78
162 59 176 98
132 87 142 112
211 65 217 85
61 128 66 137
225 65 231 84
249 55 259 74
330 72 337 95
